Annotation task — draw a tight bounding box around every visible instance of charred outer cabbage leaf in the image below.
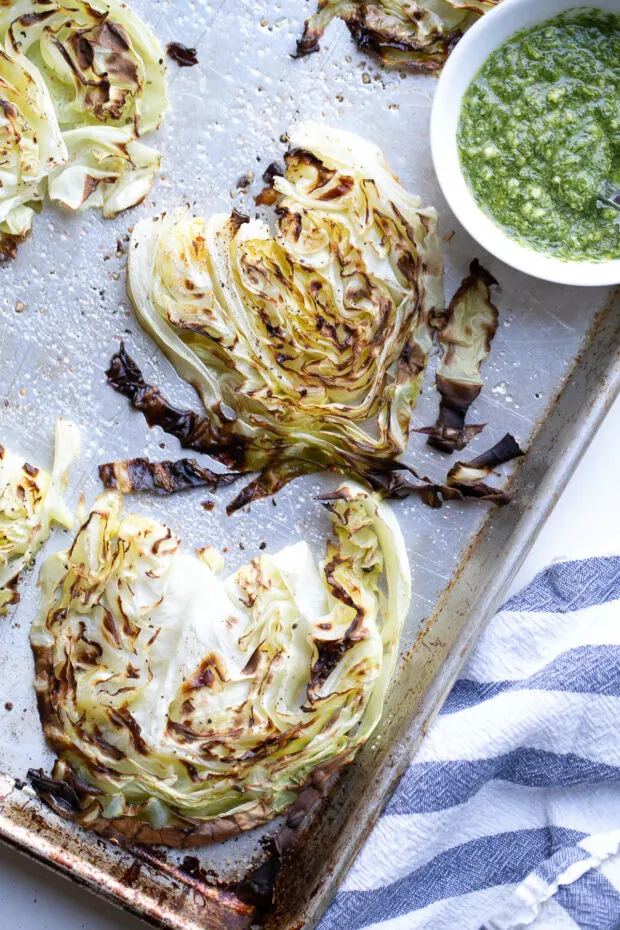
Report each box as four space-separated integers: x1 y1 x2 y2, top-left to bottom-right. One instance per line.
0 0 166 244
296 0 501 72
99 456 240 496
31 483 410 846
125 122 444 510
0 420 79 613
419 259 499 453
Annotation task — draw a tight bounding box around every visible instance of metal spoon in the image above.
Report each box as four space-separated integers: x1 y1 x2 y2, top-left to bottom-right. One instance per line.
599 180 620 214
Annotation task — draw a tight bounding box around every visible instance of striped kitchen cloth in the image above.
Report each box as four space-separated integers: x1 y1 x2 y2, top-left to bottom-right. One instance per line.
319 556 620 930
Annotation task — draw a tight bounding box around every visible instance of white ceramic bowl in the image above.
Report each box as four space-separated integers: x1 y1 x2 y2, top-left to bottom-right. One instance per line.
431 0 620 286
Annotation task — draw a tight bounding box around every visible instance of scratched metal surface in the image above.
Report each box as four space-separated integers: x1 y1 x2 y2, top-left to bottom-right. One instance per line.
0 0 618 927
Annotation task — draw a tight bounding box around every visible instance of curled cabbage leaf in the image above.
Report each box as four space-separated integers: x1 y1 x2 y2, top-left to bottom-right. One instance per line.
417 259 499 453
296 0 501 70
30 483 410 846
0 420 79 613
126 122 443 510
445 432 524 501
0 0 166 229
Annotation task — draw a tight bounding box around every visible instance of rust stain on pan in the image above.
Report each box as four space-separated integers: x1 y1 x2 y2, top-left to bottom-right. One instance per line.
0 774 256 930
0 759 341 929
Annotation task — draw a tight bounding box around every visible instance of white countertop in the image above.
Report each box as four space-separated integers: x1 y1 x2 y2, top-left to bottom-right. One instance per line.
2 393 619 930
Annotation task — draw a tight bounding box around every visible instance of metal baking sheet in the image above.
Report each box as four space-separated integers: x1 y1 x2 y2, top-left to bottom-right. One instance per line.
0 1 619 927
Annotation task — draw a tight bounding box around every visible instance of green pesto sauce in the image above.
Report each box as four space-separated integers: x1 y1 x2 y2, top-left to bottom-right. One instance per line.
458 10 620 262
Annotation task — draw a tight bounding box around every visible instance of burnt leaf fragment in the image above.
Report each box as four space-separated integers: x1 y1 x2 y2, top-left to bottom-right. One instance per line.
106 343 247 469
263 161 285 185
166 42 198 67
422 259 499 454
359 434 522 507
28 768 82 813
254 186 279 207
435 432 525 504
364 470 511 507
447 432 524 487
0 230 27 264
442 481 513 505
416 421 486 452
255 161 285 206
362 468 445 508
99 457 241 495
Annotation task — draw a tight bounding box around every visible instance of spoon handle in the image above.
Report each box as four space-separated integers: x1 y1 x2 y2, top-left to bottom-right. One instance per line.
599 180 620 213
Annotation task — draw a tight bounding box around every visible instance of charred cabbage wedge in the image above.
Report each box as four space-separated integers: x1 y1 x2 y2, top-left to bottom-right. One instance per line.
30 483 410 846
296 0 502 72
126 122 444 510
0 0 166 252
0 420 79 613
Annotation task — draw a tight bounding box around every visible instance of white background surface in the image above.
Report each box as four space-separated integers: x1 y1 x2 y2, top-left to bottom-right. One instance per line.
1 393 619 930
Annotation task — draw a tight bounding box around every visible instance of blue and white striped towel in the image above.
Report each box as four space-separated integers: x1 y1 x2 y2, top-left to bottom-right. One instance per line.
319 556 620 930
